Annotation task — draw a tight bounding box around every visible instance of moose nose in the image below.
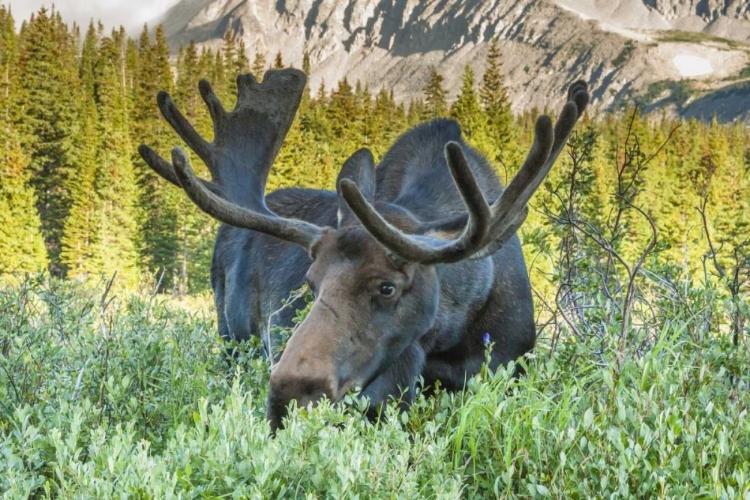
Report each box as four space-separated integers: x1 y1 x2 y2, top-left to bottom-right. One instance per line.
266 364 336 432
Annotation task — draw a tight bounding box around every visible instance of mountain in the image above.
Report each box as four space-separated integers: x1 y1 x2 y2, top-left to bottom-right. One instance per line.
153 0 750 120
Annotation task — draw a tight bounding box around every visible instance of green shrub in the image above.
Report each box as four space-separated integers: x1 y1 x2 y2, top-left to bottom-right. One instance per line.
1 275 748 498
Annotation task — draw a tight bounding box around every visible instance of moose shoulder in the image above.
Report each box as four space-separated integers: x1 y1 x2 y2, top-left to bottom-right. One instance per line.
139 69 589 432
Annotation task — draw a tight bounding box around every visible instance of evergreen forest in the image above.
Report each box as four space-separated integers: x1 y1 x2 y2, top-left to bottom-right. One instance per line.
1 6 748 300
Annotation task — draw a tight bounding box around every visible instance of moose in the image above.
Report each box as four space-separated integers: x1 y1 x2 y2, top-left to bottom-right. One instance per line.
139 69 589 432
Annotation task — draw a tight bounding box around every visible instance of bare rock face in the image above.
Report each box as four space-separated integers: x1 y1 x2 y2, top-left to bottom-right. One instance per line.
645 0 750 21
154 0 750 121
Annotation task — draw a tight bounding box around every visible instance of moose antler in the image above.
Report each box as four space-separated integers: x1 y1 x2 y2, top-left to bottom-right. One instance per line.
138 69 323 249
339 80 590 264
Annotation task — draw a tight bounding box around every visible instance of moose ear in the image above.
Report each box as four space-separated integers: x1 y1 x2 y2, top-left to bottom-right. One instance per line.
336 148 375 228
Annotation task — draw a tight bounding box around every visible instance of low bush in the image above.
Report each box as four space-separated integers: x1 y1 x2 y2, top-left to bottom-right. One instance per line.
0 275 748 498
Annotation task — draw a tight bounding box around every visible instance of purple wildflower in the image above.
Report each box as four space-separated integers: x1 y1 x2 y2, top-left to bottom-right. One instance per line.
482 332 491 345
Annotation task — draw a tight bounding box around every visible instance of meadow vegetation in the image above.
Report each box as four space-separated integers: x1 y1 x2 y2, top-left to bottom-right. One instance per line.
1 263 748 497
1 6 749 499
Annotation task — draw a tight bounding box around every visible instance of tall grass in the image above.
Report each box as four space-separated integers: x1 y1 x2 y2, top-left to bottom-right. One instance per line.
0 274 748 498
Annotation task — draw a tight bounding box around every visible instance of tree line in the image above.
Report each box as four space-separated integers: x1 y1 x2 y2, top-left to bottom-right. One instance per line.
1 6 748 297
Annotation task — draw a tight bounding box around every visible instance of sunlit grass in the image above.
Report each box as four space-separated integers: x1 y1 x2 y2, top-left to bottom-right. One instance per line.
1 276 748 498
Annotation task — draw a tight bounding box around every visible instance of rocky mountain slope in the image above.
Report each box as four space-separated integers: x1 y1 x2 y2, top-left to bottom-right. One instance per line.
154 0 750 120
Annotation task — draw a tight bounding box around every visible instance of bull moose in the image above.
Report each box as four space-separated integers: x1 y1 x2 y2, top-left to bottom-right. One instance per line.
138 69 589 432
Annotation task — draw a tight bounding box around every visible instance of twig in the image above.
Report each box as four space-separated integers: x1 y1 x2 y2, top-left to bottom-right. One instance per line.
265 285 309 368
73 272 116 402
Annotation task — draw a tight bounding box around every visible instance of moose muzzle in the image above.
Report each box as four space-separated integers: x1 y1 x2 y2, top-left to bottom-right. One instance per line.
265 302 349 432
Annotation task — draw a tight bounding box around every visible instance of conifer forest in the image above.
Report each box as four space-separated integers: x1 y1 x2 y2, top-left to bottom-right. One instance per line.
1 6 748 297
1 6 749 498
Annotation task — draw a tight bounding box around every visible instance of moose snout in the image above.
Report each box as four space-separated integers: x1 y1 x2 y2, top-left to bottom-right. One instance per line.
266 359 337 432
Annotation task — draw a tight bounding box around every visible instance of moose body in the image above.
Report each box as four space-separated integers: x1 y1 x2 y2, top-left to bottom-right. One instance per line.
139 69 588 431
213 119 535 385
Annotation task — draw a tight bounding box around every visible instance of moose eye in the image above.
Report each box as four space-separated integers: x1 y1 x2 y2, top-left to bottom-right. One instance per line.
378 282 396 297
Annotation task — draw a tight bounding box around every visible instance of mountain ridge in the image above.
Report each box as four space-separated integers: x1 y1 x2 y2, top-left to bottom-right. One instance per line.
154 0 750 121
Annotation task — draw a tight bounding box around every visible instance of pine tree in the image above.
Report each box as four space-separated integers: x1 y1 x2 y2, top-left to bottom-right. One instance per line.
252 48 267 77
274 51 284 68
92 31 141 287
450 65 483 140
0 7 47 274
131 24 180 290
422 66 447 120
16 7 80 275
61 22 103 277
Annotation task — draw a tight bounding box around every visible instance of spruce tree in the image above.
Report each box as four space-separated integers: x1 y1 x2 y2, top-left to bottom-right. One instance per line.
252 48 267 77
450 65 483 140
0 5 20 124
153 26 173 91
129 24 181 290
0 7 47 274
235 38 250 74
93 31 141 287
61 22 103 277
480 38 519 168
274 51 284 68
706 119 750 267
480 38 513 140
328 77 356 139
299 50 312 112
17 7 80 275
212 50 227 101
222 29 238 95
174 39 216 293
422 66 447 120
0 128 49 275
407 97 427 126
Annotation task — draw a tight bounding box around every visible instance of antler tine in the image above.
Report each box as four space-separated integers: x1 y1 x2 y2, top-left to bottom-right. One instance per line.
156 91 214 165
484 104 575 235
340 142 492 264
546 81 589 169
468 81 589 259
171 147 322 249
198 79 226 129
236 73 261 103
138 144 223 196
485 115 555 224
342 81 588 265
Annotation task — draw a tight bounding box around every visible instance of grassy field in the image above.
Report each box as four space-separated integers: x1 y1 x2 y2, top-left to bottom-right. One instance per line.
0 274 748 499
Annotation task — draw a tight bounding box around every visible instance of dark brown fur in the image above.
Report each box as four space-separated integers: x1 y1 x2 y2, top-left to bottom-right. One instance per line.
138 70 589 433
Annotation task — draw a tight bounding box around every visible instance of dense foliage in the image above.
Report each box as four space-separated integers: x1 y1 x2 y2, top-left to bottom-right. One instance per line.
2 6 748 299
0 271 747 497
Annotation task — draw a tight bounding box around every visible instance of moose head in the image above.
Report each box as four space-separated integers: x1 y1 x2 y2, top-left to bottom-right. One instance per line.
140 69 589 432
